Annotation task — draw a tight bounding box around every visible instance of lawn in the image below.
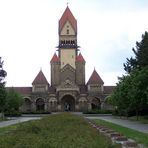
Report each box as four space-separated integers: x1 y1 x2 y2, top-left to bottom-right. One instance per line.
0 113 120 148
94 119 148 147
0 124 17 135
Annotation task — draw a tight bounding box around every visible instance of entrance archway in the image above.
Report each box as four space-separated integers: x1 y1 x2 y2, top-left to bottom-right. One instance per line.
61 95 75 111
91 98 101 110
36 98 45 111
24 98 32 112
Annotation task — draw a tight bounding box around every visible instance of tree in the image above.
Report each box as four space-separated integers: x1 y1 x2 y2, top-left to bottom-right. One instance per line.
111 67 148 119
128 67 148 120
0 57 7 83
110 31 148 119
5 88 23 115
124 31 148 73
0 57 7 118
111 75 132 117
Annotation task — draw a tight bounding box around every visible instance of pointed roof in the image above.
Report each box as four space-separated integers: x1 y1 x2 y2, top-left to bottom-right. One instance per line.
76 53 85 62
32 70 49 85
50 53 60 63
59 6 77 32
87 69 104 85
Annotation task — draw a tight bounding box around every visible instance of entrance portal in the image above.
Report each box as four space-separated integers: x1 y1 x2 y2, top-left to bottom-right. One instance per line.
36 98 45 111
91 98 101 110
61 95 75 111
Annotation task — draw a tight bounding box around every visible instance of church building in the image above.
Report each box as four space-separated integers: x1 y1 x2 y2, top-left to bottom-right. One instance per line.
10 6 115 112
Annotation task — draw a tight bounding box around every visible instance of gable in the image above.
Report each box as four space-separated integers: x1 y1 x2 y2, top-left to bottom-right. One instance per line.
59 6 77 33
57 79 79 91
60 20 75 35
60 64 75 83
87 69 104 85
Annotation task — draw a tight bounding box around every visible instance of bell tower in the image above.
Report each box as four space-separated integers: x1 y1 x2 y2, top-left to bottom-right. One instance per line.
58 6 78 69
51 6 85 86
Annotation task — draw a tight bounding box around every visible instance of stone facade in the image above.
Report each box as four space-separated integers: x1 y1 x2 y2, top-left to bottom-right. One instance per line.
9 6 115 112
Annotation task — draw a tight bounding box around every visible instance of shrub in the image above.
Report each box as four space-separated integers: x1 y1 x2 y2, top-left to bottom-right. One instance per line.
21 111 51 114
83 109 112 114
5 110 22 117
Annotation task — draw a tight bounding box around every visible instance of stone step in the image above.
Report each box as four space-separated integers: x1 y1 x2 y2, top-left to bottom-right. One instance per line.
122 141 138 148
87 120 142 148
108 132 121 138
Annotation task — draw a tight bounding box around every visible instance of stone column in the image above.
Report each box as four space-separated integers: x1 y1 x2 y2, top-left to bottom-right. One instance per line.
44 102 48 111
32 101 36 112
58 105 61 111
88 103 91 110
100 101 104 109
75 104 79 111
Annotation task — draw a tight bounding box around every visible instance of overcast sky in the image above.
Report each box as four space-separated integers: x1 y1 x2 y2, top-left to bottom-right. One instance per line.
1 0 148 87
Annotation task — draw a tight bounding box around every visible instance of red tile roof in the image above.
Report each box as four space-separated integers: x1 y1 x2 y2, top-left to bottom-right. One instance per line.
59 6 77 33
32 70 49 85
76 53 85 62
87 69 104 85
50 53 60 63
6 87 32 94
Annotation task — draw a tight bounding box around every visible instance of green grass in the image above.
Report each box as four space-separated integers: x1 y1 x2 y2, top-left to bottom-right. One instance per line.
0 117 8 121
94 119 148 147
0 113 120 148
0 124 18 135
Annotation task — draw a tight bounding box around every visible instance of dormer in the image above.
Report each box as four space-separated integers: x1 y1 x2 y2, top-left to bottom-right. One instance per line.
87 69 104 92
32 70 49 92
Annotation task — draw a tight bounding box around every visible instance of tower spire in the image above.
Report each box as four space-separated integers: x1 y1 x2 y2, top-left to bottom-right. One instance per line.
58 6 78 69
58 6 77 49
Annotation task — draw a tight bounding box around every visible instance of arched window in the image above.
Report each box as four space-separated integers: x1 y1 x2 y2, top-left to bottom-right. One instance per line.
23 98 32 112
67 29 69 34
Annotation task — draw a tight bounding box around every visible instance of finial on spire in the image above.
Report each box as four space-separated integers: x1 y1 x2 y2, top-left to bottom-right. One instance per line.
67 2 69 6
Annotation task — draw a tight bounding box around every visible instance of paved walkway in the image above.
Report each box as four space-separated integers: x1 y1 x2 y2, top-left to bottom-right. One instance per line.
0 117 41 128
85 115 148 134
